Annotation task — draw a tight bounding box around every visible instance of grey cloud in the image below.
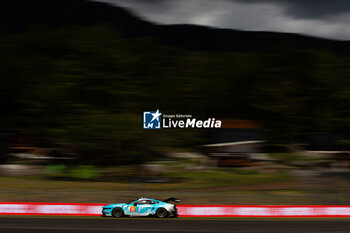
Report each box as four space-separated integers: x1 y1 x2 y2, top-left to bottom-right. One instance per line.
94 0 350 39
234 0 350 19
99 0 350 19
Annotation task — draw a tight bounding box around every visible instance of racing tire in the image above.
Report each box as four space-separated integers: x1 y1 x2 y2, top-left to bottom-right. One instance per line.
156 208 168 218
112 207 124 218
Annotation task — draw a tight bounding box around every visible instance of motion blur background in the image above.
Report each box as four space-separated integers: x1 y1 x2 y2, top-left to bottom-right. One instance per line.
0 0 349 205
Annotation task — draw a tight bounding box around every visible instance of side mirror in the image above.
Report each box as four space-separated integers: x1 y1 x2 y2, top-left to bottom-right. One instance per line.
133 203 137 206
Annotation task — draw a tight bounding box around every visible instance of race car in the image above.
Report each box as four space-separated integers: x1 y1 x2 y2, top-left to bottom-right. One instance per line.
102 197 181 218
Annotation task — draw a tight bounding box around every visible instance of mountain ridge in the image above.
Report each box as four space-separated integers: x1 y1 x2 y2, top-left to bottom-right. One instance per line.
0 0 349 53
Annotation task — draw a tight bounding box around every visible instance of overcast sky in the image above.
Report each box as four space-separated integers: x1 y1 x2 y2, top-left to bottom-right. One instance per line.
94 0 350 40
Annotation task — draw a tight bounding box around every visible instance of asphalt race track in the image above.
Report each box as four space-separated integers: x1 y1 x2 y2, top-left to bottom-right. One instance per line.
1 218 350 233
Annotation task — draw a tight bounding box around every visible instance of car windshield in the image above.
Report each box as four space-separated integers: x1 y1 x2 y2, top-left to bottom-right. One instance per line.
126 199 137 204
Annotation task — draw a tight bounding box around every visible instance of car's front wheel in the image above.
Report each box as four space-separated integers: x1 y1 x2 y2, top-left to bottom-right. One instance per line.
156 208 168 218
112 207 124 218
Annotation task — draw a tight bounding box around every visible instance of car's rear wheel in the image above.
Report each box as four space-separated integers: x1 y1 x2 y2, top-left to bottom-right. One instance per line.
112 207 124 218
156 208 168 218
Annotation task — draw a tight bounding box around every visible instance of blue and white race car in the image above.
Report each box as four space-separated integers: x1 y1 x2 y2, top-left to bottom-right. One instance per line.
102 197 181 218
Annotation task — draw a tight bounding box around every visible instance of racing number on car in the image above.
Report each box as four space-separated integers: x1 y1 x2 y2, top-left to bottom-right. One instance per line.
130 206 136 213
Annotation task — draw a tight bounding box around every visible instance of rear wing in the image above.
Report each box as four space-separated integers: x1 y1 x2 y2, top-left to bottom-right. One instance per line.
163 197 181 203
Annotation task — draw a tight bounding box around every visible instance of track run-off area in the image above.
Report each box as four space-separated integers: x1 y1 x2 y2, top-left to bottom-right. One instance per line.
2 217 350 233
3 202 350 217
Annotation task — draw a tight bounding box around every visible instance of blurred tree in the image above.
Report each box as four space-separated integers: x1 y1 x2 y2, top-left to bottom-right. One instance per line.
0 24 349 164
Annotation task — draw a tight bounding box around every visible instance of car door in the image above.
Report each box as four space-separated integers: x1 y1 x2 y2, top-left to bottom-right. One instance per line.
135 200 152 216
